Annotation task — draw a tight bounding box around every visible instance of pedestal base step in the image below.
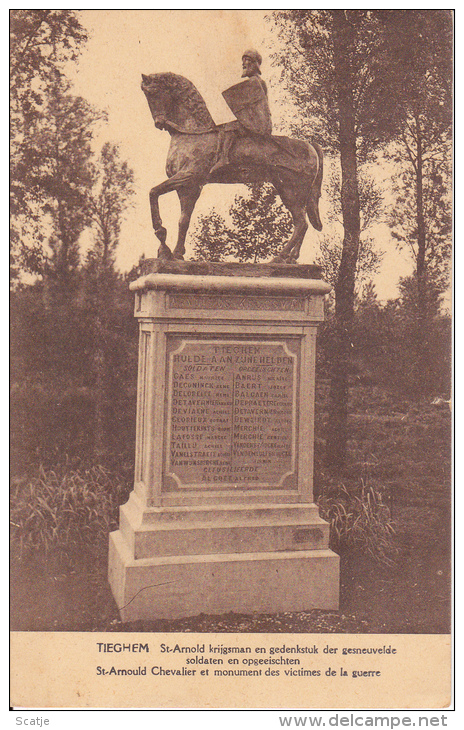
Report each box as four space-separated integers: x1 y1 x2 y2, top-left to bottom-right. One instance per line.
109 530 340 622
127 517 330 559
119 495 330 558
159 489 302 506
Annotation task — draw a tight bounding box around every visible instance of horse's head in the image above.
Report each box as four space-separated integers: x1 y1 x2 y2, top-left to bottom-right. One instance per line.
141 73 173 130
141 72 215 133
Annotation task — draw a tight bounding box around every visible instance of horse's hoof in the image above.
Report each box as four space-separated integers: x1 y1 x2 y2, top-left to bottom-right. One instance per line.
157 244 173 260
172 251 185 261
271 255 286 263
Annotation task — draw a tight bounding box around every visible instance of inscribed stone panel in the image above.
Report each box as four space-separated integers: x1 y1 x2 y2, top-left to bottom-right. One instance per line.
164 338 299 489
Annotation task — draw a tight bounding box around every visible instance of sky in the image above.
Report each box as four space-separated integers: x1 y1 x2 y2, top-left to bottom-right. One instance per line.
67 9 413 301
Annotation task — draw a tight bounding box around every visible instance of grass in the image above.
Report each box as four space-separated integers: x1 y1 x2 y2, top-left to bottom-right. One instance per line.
317 479 398 566
10 465 130 569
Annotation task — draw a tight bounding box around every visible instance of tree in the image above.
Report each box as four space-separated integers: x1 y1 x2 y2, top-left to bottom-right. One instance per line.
375 11 452 289
10 10 88 280
316 236 381 297
227 184 293 262
10 11 139 464
376 11 452 394
390 160 451 294
270 10 390 468
192 183 293 263
83 144 135 455
270 10 452 467
388 154 451 394
86 143 135 274
315 167 384 293
191 209 234 262
10 10 87 108
34 83 103 301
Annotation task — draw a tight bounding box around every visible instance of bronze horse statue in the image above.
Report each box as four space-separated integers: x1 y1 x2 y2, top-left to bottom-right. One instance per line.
141 72 323 262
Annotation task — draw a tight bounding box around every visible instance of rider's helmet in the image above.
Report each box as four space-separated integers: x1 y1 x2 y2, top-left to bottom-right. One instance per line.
242 49 262 74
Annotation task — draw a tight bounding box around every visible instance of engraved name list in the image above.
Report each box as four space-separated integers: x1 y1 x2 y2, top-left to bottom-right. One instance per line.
165 340 298 489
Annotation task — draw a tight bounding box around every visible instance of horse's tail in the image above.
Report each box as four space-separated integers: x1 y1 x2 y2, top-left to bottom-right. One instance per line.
306 141 323 232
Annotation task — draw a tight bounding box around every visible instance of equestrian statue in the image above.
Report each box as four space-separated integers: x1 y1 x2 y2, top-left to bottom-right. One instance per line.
141 50 323 263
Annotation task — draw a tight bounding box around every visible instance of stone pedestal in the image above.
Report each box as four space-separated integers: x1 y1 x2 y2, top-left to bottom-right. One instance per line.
108 261 339 621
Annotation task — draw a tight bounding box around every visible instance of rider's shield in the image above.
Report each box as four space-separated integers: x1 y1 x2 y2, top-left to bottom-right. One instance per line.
222 77 272 135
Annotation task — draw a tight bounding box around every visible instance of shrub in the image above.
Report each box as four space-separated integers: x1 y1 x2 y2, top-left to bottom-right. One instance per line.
318 479 398 566
10 465 130 569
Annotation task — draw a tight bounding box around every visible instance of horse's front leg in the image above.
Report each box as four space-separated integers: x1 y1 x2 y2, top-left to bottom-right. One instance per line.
149 172 195 259
173 185 202 260
149 180 171 259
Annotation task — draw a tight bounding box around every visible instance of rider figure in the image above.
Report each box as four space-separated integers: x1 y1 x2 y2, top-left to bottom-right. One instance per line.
210 49 272 174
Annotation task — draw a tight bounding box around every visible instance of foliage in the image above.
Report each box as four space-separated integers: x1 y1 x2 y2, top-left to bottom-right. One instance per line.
371 10 452 154
227 183 292 261
384 276 451 397
10 10 138 458
380 11 452 307
41 87 104 295
10 10 87 108
358 285 451 398
322 166 385 232
10 10 89 280
269 11 380 468
81 144 136 453
318 479 398 566
316 282 451 400
10 277 138 474
11 381 451 631
10 12 135 292
269 9 452 467
11 80 104 288
317 237 381 296
315 167 384 293
86 143 135 272
191 209 234 262
269 11 376 153
389 150 452 293
10 465 130 568
192 183 292 262
372 11 452 397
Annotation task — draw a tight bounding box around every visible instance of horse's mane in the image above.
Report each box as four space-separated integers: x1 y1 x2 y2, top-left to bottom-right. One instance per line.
143 72 215 133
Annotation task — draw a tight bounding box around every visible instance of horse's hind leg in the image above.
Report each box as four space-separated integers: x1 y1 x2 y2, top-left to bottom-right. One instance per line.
173 185 201 260
271 176 308 263
286 204 308 262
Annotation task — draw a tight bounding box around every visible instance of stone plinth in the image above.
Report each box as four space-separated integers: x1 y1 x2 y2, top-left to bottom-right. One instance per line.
108 261 339 621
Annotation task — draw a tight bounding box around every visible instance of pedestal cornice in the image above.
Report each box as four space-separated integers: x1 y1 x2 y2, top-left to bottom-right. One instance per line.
130 273 332 297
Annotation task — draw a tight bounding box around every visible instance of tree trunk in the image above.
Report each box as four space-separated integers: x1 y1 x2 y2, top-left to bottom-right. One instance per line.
93 270 111 457
326 11 361 471
415 114 426 290
93 321 106 458
413 112 430 395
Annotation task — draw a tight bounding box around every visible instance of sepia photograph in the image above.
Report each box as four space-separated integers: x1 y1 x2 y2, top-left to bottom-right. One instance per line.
10 9 453 710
